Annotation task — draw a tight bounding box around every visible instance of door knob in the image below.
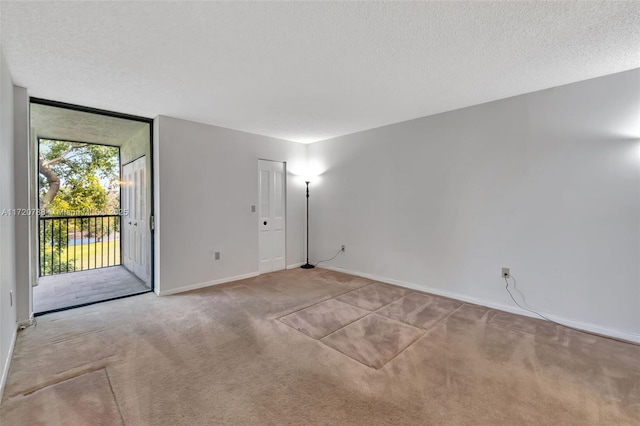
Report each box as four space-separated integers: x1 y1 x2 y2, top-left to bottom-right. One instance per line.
128 221 132 225
263 221 267 225
134 222 138 226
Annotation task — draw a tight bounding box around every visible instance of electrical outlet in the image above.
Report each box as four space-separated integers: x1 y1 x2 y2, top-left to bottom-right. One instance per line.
341 245 345 252
502 267 510 278
215 252 221 260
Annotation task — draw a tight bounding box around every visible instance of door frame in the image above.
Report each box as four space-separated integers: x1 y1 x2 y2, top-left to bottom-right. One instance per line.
29 97 155 315
258 158 287 273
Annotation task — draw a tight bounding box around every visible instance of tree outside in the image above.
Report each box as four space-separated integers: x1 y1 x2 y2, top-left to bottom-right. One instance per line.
39 140 120 275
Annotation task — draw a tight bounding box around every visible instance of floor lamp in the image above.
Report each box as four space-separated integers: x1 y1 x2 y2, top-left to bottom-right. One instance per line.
301 180 314 269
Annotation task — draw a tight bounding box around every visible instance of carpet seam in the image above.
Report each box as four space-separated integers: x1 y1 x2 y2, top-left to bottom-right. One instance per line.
104 367 126 426
319 313 426 369
5 362 113 400
274 280 374 320
277 302 369 340
47 329 108 344
275 312 377 369
338 284 413 313
278 287 461 369
321 302 468 369
377 329 428 370
377 303 470 369
425 302 468 331
370 290 423 315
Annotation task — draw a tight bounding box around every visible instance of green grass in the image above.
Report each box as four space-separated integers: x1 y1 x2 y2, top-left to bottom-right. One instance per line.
42 240 121 272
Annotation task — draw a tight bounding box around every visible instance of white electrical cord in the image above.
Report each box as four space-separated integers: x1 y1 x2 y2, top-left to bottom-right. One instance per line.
313 248 343 267
504 275 554 323
504 275 636 346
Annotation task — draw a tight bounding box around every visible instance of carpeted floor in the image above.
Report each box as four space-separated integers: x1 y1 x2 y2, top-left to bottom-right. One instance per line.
1 269 638 425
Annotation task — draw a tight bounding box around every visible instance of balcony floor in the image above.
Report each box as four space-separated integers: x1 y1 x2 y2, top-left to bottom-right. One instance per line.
34 266 150 314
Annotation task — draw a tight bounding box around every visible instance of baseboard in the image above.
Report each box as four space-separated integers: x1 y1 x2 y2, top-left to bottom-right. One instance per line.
319 265 640 344
0 326 18 403
286 262 304 269
157 272 260 296
17 312 35 330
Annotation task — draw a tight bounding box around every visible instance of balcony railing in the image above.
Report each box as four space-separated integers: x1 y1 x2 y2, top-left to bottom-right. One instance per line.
39 215 121 276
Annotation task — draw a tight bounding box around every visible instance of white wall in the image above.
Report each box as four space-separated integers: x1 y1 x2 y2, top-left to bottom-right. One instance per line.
308 69 640 342
0 48 18 398
13 86 31 325
154 116 308 295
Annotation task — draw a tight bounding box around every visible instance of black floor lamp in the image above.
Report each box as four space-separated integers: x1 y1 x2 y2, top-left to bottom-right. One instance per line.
301 180 314 269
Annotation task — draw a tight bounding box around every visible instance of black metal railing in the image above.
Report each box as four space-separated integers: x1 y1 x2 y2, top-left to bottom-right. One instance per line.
39 215 121 276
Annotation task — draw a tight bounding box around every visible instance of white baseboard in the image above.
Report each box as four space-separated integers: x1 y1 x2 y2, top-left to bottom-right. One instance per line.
17 319 35 329
0 326 18 402
320 265 640 344
286 262 304 269
17 312 35 330
157 272 260 296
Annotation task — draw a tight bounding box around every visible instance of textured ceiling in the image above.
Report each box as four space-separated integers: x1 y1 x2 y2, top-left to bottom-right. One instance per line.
31 104 149 147
1 1 639 143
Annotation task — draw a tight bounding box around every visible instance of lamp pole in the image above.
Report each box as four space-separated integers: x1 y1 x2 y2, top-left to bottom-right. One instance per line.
301 180 314 269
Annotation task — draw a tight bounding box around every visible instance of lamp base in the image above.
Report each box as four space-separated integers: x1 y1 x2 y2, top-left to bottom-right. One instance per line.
300 263 315 269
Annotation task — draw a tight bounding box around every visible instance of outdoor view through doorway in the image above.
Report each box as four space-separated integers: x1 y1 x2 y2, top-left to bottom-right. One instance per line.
31 101 153 314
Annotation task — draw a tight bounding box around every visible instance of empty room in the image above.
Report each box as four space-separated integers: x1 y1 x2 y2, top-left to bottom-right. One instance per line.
0 1 639 425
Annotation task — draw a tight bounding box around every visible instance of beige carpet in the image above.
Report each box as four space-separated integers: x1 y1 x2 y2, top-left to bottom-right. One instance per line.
1 269 638 425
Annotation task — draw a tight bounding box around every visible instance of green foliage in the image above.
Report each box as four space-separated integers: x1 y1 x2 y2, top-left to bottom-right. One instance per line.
38 140 120 275
40 248 76 275
39 140 119 215
41 140 118 182
51 176 109 215
40 219 75 275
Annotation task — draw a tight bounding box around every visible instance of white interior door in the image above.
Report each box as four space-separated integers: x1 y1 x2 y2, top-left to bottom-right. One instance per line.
258 160 286 274
122 163 132 271
122 156 147 281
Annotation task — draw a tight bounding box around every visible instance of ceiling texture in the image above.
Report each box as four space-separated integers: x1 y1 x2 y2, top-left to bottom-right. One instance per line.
1 1 639 143
31 103 149 147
